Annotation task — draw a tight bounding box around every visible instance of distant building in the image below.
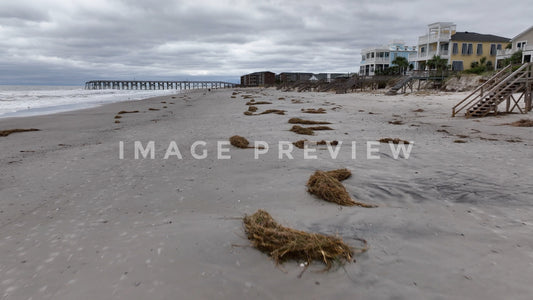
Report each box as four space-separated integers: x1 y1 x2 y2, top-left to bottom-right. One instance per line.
314 73 348 82
240 71 276 86
359 40 417 76
496 26 533 67
412 22 457 70
448 32 510 71
279 72 314 83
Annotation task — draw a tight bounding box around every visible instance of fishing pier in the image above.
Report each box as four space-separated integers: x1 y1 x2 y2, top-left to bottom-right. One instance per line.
85 80 237 90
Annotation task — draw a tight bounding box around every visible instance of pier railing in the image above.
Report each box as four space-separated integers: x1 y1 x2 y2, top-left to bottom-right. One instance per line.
85 80 237 90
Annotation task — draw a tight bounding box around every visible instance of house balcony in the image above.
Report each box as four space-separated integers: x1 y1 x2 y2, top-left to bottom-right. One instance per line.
414 50 450 61
361 57 389 65
496 48 514 60
418 34 450 46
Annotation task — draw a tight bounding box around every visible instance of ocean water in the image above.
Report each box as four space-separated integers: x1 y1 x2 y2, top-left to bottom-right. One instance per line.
0 85 180 118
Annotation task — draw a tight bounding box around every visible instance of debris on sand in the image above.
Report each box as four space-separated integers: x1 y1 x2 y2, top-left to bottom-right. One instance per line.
148 108 160 111
413 109 424 112
324 168 351 181
290 125 314 135
288 118 331 125
307 171 376 208
307 126 333 131
229 135 250 148
0 128 40 137
293 140 308 149
117 110 139 114
301 108 327 114
246 101 272 105
243 111 254 116
388 120 404 125
379 138 410 144
248 106 258 112
454 140 467 143
114 115 122 119
509 119 533 127
293 140 339 149
259 109 285 115
317 140 339 146
243 209 365 270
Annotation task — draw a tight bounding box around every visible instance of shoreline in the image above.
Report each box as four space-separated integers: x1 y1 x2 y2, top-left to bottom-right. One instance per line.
0 87 532 299
0 86 188 120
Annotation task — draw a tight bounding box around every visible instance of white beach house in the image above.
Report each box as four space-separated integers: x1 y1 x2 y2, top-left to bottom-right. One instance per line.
359 40 417 76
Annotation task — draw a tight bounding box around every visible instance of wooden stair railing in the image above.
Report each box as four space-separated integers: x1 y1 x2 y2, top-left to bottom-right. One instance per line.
452 64 513 117
465 63 532 117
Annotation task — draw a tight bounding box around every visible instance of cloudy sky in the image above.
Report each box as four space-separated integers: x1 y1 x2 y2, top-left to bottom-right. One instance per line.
0 0 530 85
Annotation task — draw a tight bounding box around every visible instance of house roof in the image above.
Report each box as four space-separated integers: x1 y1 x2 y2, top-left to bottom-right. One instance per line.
512 25 533 41
451 32 510 43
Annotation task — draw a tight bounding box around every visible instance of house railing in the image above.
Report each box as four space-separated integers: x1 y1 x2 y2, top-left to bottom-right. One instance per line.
451 64 514 116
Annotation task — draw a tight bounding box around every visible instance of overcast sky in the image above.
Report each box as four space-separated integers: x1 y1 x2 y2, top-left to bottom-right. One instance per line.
0 0 530 85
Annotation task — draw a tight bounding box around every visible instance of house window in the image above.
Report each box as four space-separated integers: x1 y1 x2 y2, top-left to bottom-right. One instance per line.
497 44 502 50
371 52 374 58
385 52 389 58
467 44 473 55
490 44 497 56
452 61 464 71
517 41 526 49
477 44 483 55
461 43 467 55
452 43 458 54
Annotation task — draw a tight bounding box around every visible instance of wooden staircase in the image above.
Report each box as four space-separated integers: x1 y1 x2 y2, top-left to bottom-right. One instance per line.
453 63 533 117
386 76 414 95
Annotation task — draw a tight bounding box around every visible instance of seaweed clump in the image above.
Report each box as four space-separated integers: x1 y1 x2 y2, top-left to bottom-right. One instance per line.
307 170 376 208
243 209 363 270
229 135 250 148
0 128 40 137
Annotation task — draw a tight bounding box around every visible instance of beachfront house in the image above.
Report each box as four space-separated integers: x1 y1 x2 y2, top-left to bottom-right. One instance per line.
240 71 276 86
411 22 510 71
448 32 510 71
411 22 456 70
496 26 533 68
359 40 417 76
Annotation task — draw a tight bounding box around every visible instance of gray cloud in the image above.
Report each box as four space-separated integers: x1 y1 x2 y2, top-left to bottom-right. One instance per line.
0 0 529 85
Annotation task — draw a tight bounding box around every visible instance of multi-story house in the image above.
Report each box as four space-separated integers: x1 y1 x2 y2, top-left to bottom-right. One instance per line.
240 71 276 86
411 22 509 71
411 22 456 70
448 32 510 71
496 26 533 67
359 40 417 76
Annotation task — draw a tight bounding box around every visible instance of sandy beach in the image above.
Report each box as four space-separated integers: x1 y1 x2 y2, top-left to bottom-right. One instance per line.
0 88 532 299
